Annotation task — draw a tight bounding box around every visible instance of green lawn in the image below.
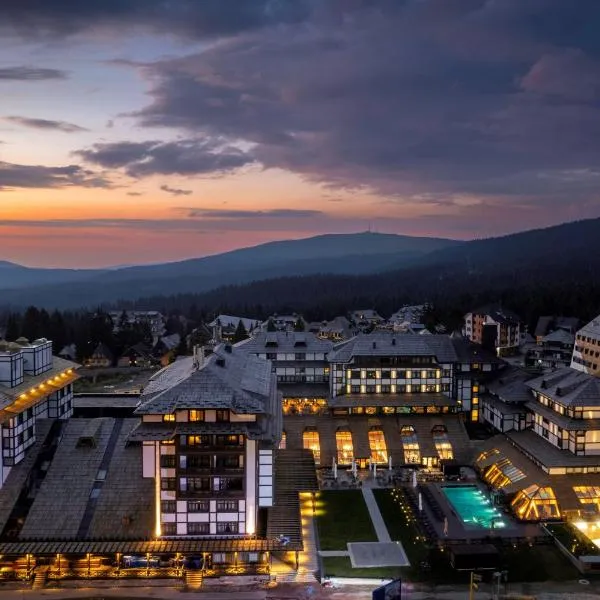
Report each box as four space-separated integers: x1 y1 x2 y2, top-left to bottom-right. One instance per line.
497 545 580 582
315 490 377 551
322 556 403 580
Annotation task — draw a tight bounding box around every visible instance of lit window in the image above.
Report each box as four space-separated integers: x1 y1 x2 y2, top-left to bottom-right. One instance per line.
368 429 388 464
335 430 354 464
279 431 287 450
189 410 204 422
163 414 175 422
400 425 420 464
303 430 320 465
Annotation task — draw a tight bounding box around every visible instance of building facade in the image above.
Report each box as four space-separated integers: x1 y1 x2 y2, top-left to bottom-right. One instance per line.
571 314 600 375
0 338 79 487
463 305 523 356
132 344 282 540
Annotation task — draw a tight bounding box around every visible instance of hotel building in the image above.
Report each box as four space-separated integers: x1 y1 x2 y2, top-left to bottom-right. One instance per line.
243 332 503 472
0 338 79 487
478 366 600 521
131 343 282 540
235 332 333 416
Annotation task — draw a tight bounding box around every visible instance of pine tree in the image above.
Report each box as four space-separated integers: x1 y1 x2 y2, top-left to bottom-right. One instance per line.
232 320 249 343
294 316 306 331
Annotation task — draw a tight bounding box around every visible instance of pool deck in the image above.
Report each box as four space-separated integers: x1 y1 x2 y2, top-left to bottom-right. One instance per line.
422 483 545 542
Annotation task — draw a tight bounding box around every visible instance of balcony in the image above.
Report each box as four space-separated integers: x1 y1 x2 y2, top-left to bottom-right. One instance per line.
179 466 244 476
178 489 245 498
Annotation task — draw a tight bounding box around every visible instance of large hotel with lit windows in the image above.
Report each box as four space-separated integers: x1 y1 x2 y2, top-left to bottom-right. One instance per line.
238 331 504 472
131 343 281 540
0 337 78 487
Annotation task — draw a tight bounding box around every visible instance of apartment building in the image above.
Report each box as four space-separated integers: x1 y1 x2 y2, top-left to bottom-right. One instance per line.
571 314 600 375
0 338 79 487
132 344 281 540
463 304 523 356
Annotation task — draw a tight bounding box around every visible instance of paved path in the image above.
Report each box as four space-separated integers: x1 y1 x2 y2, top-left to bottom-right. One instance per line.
318 551 349 557
361 488 391 542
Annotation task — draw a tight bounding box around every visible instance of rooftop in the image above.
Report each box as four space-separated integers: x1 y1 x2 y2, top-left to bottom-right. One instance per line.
577 315 600 339
0 356 79 423
526 367 600 407
328 333 459 363
236 331 333 354
136 344 275 415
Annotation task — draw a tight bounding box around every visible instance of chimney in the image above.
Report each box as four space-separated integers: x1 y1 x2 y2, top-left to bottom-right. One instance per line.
216 357 226 368
372 341 377 349
193 345 205 370
224 344 232 354
391 338 396 346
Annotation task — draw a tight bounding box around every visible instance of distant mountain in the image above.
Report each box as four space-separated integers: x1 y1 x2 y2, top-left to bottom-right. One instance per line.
0 232 459 309
0 261 105 290
120 218 600 326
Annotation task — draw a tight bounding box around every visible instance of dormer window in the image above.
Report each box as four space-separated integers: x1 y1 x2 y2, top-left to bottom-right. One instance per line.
216 409 230 422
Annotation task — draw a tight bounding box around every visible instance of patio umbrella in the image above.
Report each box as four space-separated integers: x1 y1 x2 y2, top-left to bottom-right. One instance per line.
333 460 337 480
443 517 449 536
412 470 418 488
373 462 377 478
388 456 392 471
418 492 423 512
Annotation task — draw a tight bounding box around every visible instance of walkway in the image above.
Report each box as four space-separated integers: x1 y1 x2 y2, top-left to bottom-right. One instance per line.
361 488 391 542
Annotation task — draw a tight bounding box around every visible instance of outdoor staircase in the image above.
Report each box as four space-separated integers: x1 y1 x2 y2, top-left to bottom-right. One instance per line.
185 569 203 590
31 566 48 590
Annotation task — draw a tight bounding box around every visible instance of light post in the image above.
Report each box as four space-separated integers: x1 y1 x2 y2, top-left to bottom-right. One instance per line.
469 572 481 600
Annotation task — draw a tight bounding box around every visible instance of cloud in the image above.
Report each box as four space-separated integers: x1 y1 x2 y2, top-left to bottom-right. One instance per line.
116 0 600 220
76 139 255 177
126 191 143 196
185 208 323 218
160 184 192 196
0 161 110 190
0 0 312 39
0 66 67 80
4 116 87 133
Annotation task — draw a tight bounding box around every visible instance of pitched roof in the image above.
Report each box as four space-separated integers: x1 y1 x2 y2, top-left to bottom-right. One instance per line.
469 304 522 325
526 367 600 407
328 333 459 363
135 344 274 415
577 315 600 338
235 331 333 354
542 329 575 345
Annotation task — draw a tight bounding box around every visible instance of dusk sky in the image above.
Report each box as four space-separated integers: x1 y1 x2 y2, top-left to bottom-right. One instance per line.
1 0 600 268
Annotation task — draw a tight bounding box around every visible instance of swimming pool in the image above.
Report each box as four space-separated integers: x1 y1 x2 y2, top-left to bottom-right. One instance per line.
442 485 507 529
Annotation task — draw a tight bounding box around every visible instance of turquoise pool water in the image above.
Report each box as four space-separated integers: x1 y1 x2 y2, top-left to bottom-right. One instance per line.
442 485 507 529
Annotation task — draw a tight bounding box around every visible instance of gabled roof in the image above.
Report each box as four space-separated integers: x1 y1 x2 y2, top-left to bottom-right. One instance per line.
542 329 574 345
487 368 534 404
526 367 600 407
328 333 459 363
468 304 522 325
235 331 333 354
208 314 262 330
577 315 600 338
135 344 274 415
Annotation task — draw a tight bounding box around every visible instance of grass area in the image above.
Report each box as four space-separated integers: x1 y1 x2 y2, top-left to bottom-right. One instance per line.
546 522 600 557
315 490 377 551
497 544 580 582
73 372 143 392
322 556 403 580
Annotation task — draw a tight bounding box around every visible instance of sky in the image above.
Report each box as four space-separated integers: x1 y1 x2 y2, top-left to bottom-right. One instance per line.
1 0 599 268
